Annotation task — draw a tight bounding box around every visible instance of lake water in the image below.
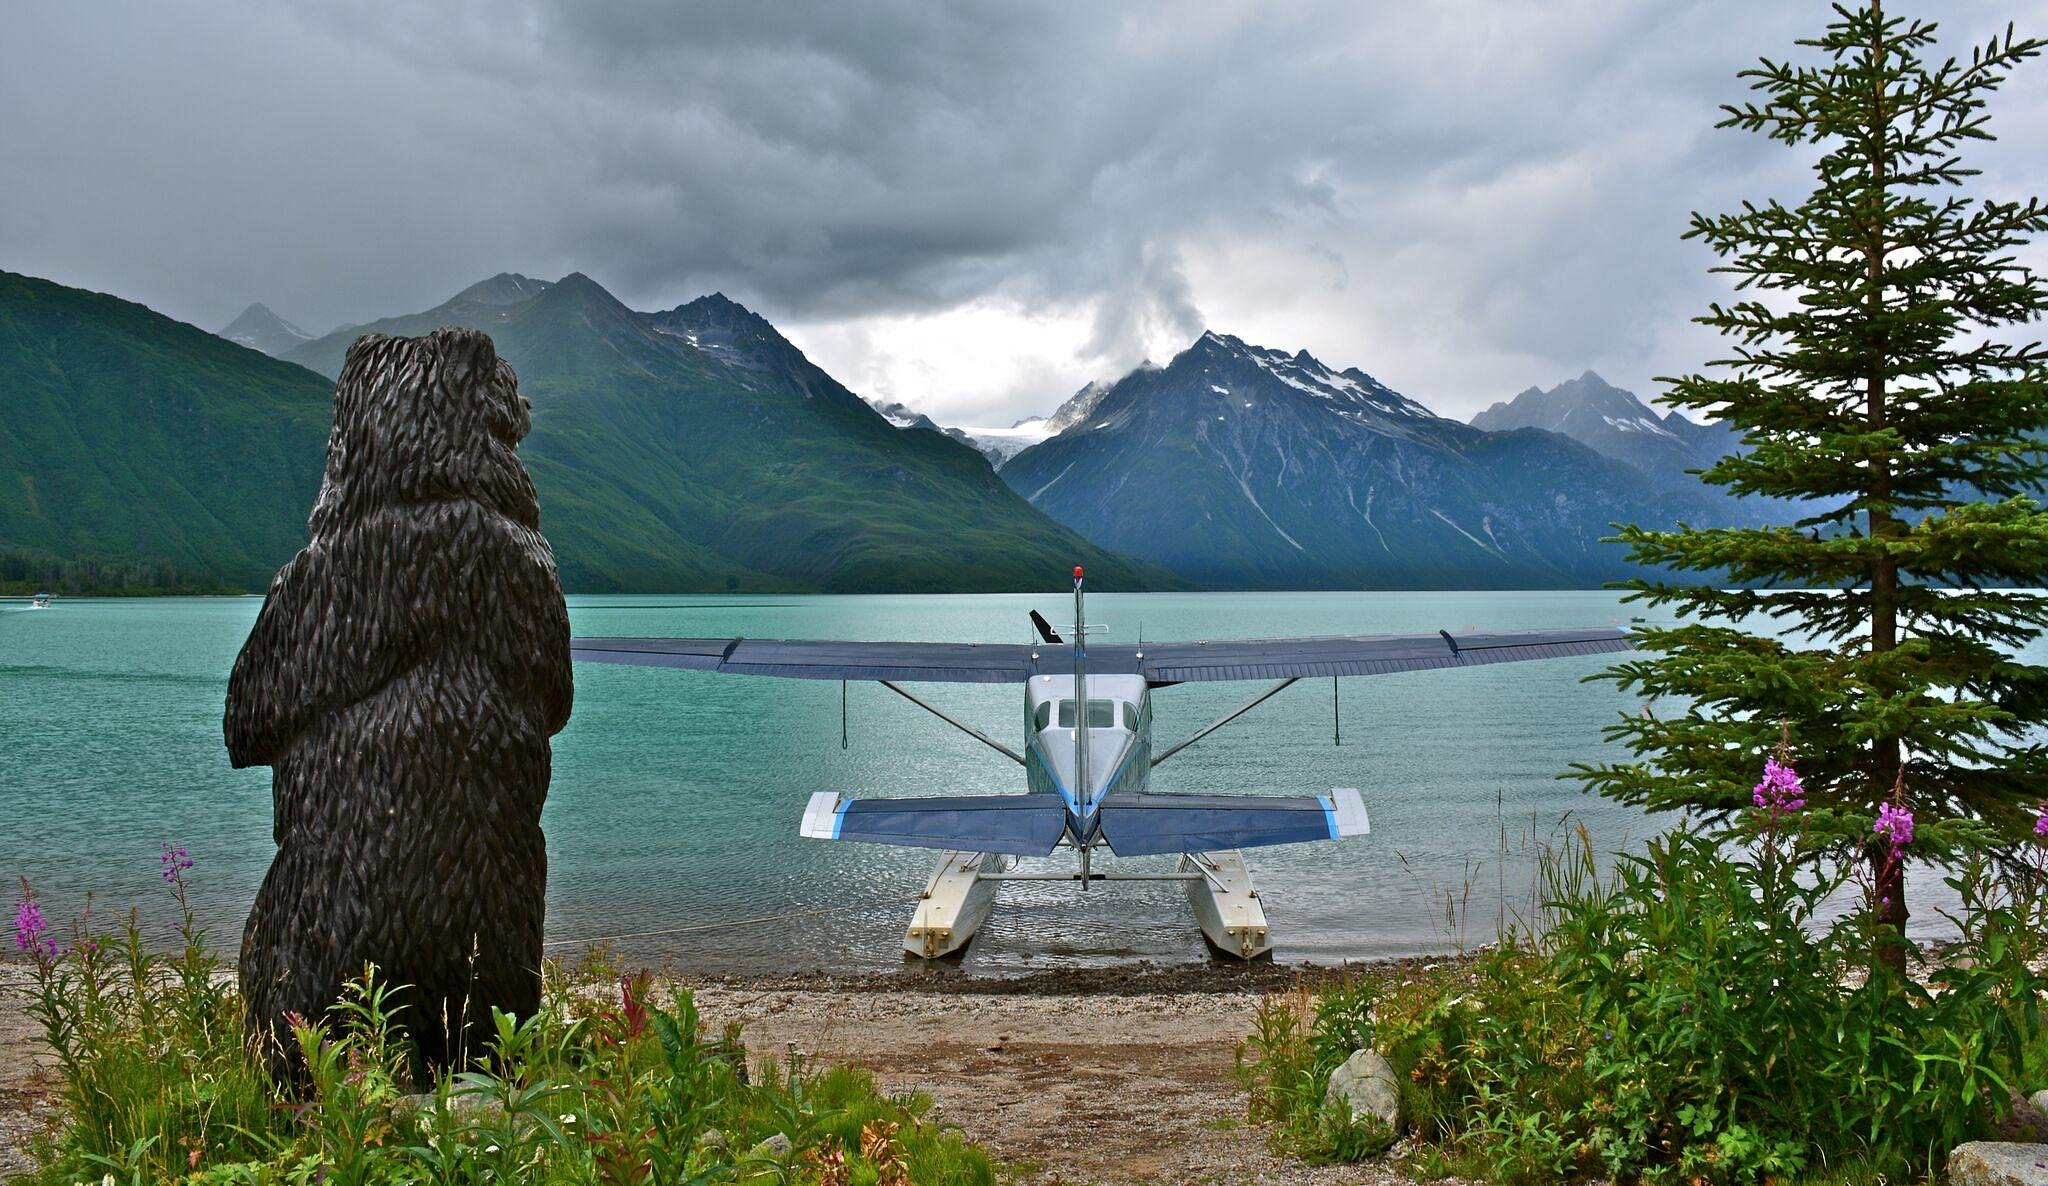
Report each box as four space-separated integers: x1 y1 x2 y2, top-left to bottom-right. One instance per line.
0 591 1974 975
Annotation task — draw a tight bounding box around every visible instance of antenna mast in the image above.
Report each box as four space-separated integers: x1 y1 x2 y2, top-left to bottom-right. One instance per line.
1072 566 1092 888
1072 566 1089 811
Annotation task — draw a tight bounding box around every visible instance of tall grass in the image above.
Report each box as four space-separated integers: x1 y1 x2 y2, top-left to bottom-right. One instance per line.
11 865 995 1185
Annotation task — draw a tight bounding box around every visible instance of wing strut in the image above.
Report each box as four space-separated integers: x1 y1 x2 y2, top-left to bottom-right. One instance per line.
879 680 1025 766
1151 677 1300 768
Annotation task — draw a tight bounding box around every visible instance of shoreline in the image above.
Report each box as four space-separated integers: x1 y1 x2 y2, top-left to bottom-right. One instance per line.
0 957 1442 1186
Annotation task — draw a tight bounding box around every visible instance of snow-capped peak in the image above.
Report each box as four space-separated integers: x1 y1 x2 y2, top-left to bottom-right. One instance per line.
1198 332 1435 420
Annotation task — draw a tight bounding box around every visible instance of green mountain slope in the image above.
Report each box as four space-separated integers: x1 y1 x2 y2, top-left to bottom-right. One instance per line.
0 270 331 591
282 273 1168 592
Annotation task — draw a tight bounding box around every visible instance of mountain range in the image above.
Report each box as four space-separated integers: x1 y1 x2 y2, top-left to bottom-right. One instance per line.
1 270 1165 593
996 333 1746 588
281 273 1167 591
3 263 1777 596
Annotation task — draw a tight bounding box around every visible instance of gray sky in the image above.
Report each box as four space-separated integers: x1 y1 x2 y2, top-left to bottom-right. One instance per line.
6 1 2045 426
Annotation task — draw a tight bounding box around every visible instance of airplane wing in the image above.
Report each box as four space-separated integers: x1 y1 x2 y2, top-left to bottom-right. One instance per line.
571 637 1039 683
571 626 1631 685
1095 789 1370 856
798 792 1067 855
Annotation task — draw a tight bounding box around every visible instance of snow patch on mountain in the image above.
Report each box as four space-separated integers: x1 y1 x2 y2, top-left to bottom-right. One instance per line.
947 418 1053 466
1471 370 1737 479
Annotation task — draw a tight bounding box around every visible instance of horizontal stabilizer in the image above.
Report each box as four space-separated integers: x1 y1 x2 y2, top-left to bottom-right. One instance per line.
799 791 1068 856
1096 788 1369 856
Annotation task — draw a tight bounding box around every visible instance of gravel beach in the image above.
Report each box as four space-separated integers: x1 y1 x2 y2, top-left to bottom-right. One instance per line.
1 959 1445 1185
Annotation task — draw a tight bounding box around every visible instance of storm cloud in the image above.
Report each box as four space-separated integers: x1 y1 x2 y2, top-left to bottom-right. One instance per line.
5 1 2044 424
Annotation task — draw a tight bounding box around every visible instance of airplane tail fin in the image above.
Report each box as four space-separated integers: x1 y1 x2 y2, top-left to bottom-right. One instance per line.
1095 789 1368 856
799 792 1068 856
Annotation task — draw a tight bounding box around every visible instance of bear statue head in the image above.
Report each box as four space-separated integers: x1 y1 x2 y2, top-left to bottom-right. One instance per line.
307 327 540 539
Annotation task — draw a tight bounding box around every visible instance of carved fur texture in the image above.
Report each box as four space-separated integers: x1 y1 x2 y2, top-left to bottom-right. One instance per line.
225 327 572 1078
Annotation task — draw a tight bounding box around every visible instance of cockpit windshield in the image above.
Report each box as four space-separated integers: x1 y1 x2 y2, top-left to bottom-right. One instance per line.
1033 696 1142 732
1051 699 1120 730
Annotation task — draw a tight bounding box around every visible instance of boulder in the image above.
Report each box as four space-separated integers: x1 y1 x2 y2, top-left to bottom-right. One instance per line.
749 1132 792 1160
1323 1050 1400 1129
2034 1090 2048 1118
1947 1142 2048 1186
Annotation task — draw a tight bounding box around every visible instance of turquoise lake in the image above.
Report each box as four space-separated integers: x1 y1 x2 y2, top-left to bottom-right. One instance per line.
0 590 1976 974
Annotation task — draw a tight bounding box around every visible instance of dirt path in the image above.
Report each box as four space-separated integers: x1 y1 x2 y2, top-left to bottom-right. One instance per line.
689 972 1420 1185
1 962 1433 1185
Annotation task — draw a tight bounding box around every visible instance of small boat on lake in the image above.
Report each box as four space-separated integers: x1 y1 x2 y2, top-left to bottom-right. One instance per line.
29 591 53 608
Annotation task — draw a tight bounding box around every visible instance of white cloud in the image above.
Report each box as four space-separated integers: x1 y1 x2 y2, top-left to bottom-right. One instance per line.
784 299 1106 426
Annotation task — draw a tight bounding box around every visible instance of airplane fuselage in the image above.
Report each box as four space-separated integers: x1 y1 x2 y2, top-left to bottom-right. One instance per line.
1024 673 1152 846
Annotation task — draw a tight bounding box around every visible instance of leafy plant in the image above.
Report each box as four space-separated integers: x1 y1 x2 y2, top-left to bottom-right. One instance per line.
12 854 997 1185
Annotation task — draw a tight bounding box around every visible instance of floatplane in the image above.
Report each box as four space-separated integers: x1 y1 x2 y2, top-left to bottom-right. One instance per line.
572 569 1632 960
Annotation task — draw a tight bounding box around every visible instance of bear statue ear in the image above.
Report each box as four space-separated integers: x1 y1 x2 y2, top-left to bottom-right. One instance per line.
432 327 500 390
339 333 395 375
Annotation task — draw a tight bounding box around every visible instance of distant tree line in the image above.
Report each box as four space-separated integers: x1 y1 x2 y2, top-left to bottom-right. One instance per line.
0 547 247 596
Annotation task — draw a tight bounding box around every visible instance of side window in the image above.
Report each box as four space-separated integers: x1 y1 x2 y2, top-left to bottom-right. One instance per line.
1122 702 1139 731
1034 701 1052 731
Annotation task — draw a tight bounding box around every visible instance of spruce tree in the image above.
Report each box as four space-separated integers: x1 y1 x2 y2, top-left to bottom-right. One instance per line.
1579 1 2048 962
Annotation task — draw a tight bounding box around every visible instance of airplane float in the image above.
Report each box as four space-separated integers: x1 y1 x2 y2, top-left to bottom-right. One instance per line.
571 568 1632 960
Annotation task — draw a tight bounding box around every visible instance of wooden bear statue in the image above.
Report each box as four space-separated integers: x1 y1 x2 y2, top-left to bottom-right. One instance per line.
226 327 572 1080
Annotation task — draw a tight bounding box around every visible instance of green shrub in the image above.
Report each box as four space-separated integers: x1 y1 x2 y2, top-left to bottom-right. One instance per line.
11 863 997 1186
1553 826 2044 1184
1238 813 2048 1185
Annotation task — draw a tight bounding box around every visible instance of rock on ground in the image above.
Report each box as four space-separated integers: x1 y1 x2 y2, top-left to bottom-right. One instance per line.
1324 1049 1401 1128
1948 1141 2048 1186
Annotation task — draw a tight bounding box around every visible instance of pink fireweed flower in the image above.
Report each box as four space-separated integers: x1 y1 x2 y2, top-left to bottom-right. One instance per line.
12 882 55 959
2034 804 2047 839
160 843 193 884
1874 802 1915 863
1752 757 1806 817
